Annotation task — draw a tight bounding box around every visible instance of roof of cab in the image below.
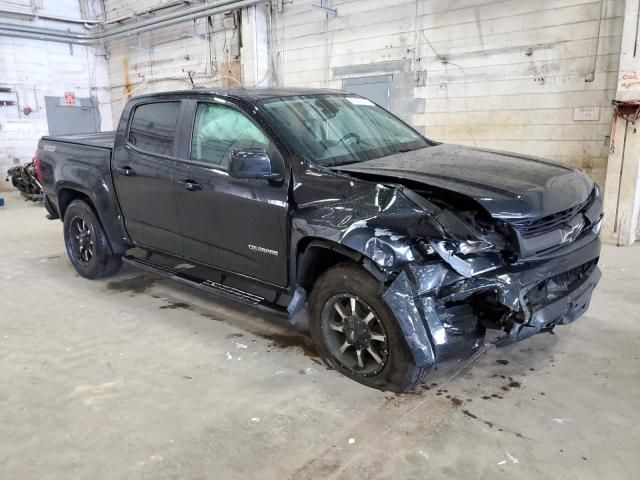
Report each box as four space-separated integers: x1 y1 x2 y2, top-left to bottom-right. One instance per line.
133 87 346 103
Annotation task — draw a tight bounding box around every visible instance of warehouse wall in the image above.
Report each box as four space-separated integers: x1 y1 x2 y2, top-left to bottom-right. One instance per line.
102 0 245 125
62 0 624 190
0 0 112 188
270 0 624 187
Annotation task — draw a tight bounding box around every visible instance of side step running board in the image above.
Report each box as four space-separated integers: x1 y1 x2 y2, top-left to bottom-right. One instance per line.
123 255 278 311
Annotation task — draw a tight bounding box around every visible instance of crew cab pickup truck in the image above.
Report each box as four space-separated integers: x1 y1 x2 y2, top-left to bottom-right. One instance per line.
36 88 603 391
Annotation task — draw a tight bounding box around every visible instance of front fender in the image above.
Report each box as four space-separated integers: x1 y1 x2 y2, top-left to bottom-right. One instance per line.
292 184 423 274
291 184 440 366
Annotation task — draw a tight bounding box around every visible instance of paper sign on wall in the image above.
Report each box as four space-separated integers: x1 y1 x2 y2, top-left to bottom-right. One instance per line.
573 107 599 121
64 92 76 106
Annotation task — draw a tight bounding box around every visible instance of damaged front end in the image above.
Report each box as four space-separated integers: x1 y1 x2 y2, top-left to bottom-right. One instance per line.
295 181 603 367
382 184 603 366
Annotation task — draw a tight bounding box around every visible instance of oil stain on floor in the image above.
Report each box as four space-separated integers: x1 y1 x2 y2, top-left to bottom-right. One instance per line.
159 301 192 310
106 274 158 295
258 332 321 364
105 272 323 366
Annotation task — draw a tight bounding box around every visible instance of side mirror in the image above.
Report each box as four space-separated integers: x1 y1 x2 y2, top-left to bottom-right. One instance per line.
228 149 282 181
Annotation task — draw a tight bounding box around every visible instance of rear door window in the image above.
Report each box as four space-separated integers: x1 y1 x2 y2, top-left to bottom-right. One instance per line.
128 102 180 156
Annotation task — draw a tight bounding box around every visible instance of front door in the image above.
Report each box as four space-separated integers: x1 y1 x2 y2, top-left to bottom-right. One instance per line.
173 100 289 286
111 101 182 255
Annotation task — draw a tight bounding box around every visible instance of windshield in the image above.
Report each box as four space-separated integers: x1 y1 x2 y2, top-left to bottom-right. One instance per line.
259 94 431 167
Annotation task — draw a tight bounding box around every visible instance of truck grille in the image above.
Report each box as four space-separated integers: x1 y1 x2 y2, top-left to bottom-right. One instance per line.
510 192 593 239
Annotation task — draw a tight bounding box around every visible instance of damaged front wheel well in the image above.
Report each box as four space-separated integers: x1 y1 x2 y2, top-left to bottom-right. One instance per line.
296 239 365 291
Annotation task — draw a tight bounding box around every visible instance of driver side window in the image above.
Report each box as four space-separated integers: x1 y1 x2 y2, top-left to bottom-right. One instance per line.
190 102 268 168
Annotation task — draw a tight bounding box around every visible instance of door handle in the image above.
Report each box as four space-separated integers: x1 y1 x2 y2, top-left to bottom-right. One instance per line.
179 179 202 191
117 166 136 176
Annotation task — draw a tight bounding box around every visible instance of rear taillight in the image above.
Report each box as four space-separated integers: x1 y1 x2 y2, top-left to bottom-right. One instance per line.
33 151 43 181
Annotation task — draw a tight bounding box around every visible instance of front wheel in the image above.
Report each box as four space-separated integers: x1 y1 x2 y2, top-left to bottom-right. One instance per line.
63 199 121 279
309 263 430 392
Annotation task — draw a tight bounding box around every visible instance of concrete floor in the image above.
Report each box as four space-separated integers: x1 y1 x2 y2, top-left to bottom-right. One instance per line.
0 190 639 480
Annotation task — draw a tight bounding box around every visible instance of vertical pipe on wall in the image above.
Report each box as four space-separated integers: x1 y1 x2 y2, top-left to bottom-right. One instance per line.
324 0 330 87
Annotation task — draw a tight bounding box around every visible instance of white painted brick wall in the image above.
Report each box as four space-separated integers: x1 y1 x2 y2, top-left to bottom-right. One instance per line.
103 0 243 125
8 0 619 192
0 0 112 187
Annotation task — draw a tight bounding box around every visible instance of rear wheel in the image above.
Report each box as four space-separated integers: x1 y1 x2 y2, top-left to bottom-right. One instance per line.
309 263 430 392
63 200 121 279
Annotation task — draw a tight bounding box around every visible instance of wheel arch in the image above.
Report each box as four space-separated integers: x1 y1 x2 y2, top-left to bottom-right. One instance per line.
295 238 387 292
56 186 130 254
58 188 95 219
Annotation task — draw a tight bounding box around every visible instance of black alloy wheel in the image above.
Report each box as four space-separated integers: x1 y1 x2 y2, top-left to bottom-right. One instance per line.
320 293 389 376
63 199 122 279
68 216 95 265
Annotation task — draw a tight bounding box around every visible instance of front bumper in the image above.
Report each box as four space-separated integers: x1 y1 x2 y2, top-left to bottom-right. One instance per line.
383 233 602 366
494 261 601 346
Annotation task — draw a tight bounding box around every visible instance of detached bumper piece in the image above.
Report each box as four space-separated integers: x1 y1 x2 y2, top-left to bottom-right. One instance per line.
383 237 602 367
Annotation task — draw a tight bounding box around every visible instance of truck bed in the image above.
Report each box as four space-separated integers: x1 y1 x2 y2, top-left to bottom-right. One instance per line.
42 131 116 150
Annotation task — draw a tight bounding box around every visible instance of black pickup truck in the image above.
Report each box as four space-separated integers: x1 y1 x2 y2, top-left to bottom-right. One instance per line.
36 88 603 391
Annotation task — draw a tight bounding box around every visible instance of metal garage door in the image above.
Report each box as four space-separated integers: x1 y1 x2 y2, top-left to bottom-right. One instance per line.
342 75 392 110
44 96 100 136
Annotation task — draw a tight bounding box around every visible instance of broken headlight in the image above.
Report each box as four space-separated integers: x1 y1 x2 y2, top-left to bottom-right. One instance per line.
457 238 498 255
440 211 505 256
413 209 506 260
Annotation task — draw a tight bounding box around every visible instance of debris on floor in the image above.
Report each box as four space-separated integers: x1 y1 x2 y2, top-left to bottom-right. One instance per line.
506 452 520 464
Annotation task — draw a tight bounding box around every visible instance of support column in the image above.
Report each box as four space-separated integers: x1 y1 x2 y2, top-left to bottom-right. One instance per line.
602 0 640 246
240 4 270 87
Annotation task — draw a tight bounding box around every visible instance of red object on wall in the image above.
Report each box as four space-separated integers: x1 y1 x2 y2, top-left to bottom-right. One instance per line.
64 92 76 106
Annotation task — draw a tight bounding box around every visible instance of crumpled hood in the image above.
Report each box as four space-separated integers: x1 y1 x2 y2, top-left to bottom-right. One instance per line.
332 144 594 219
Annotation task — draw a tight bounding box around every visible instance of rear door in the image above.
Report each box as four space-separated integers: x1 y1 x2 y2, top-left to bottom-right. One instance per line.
112 101 183 255
173 99 290 287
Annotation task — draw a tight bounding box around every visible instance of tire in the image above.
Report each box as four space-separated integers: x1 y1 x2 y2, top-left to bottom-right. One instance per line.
63 199 122 279
309 263 430 392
